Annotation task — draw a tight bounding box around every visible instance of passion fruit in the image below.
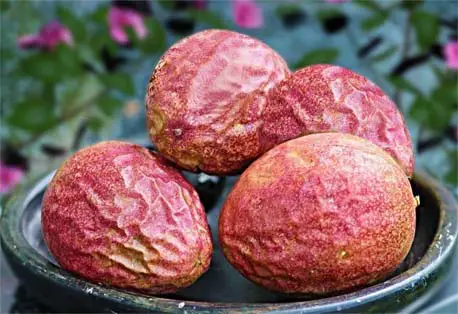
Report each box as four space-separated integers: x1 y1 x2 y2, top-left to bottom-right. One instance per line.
42 141 212 294
146 29 290 175
219 133 417 294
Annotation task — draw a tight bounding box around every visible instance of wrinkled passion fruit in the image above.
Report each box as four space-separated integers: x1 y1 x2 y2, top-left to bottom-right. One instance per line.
219 133 416 294
42 141 212 294
262 64 414 176
146 29 290 175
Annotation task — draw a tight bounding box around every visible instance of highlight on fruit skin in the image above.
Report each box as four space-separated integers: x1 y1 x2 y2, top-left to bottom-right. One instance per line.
42 141 213 294
219 133 417 294
146 29 290 175
262 64 414 177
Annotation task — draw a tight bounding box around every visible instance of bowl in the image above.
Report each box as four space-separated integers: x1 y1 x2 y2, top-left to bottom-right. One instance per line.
1 170 457 313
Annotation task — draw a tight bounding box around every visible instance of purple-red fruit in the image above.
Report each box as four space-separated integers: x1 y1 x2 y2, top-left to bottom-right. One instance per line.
146 29 290 175
262 64 414 176
42 141 212 294
219 133 417 294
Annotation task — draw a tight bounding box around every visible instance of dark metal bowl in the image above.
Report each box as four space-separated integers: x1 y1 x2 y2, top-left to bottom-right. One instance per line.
1 171 457 313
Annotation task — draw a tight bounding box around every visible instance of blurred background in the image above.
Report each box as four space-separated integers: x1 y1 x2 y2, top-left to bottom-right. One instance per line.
1 0 457 198
0 1 457 312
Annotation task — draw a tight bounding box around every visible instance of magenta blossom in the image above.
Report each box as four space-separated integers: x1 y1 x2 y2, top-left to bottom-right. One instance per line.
0 162 24 194
194 0 206 9
17 21 73 50
444 41 458 70
108 6 148 45
233 0 264 29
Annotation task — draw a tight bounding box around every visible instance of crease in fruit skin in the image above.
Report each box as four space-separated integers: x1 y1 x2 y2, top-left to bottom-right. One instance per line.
146 29 291 174
42 141 212 294
262 64 414 176
148 34 413 176
219 133 416 294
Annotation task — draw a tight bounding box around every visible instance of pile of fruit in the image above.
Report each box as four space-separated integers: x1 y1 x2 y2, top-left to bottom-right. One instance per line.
42 30 418 296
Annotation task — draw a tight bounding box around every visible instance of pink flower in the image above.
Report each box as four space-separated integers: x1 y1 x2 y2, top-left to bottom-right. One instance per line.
444 41 458 70
233 0 264 29
194 0 206 9
108 6 148 45
17 21 73 50
0 162 24 194
17 34 42 49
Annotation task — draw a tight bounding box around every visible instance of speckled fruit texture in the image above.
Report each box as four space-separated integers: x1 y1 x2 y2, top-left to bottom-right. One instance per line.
42 141 212 294
219 133 416 294
263 64 414 176
146 29 290 175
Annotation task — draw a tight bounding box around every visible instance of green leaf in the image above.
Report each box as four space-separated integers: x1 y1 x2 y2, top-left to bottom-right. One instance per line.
97 96 123 116
16 53 61 83
0 0 11 12
401 0 424 11
409 97 434 127
411 11 439 51
188 9 228 29
157 0 175 10
89 31 116 54
276 4 302 18
137 18 167 54
89 5 109 24
293 48 339 69
57 74 105 115
100 73 135 96
353 0 382 12
56 6 86 42
370 46 397 62
430 64 448 81
316 9 343 21
124 27 137 45
16 46 82 83
55 80 79 106
54 45 84 76
361 12 389 31
431 82 458 110
1 47 15 61
409 96 454 131
388 76 422 96
78 45 105 74
6 98 58 132
445 150 458 186
88 116 104 132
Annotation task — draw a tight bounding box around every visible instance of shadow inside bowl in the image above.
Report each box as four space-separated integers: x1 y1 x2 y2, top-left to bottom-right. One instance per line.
20 177 439 303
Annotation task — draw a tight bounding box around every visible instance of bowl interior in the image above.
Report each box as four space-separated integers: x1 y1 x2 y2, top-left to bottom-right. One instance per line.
20 175 439 303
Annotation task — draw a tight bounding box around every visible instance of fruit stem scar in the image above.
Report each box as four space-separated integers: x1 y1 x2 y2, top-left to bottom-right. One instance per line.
173 128 183 137
194 255 203 268
339 250 348 258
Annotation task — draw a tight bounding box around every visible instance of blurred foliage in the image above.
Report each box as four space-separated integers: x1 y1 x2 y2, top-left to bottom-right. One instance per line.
187 8 229 29
294 48 339 69
1 2 166 151
370 45 397 62
445 150 458 187
409 76 457 132
411 10 439 52
0 0 457 191
361 11 389 31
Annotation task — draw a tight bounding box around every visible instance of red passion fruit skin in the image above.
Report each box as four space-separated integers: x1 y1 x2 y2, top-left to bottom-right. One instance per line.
42 141 213 294
219 133 417 294
262 64 414 177
146 29 290 175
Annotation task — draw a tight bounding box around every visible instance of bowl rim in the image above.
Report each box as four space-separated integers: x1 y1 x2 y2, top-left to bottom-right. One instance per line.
1 170 457 313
